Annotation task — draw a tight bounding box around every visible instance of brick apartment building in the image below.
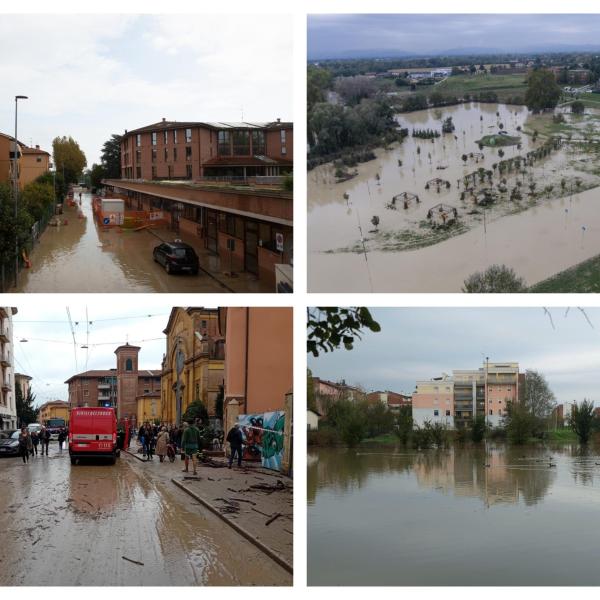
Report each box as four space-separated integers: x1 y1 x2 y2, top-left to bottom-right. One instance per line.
412 362 520 429
120 119 292 181
104 119 294 290
65 344 161 425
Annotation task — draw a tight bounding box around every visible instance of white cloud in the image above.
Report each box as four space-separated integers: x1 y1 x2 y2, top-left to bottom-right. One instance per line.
0 14 292 164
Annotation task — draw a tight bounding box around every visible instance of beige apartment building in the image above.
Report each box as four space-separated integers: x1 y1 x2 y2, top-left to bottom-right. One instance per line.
412 362 519 429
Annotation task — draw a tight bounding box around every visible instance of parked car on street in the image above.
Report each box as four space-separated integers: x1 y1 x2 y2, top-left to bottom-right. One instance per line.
0 430 20 457
153 242 199 275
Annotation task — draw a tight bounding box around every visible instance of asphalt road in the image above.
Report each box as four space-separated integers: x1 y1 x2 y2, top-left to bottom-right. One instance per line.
0 448 290 585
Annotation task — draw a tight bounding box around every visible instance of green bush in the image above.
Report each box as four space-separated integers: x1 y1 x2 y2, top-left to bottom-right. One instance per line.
307 428 339 446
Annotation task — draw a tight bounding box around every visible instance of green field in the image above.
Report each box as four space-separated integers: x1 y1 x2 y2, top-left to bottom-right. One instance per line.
529 253 600 292
435 73 528 101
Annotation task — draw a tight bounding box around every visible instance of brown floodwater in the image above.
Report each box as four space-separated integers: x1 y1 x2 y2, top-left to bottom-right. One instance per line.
0 450 289 585
14 193 238 293
308 444 600 586
308 102 600 291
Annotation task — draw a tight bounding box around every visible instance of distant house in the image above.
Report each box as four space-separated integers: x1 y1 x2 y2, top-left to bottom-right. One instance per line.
367 390 412 412
307 409 321 431
311 376 367 416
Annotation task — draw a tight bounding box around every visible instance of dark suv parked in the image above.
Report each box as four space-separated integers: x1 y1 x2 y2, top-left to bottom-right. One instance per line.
153 242 199 275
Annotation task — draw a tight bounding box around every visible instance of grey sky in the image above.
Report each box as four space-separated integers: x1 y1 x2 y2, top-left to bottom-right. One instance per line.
9 299 217 407
308 308 600 405
0 14 292 166
308 14 600 59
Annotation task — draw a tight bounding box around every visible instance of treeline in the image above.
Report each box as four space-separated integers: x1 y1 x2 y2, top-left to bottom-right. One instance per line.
308 96 407 167
309 52 600 80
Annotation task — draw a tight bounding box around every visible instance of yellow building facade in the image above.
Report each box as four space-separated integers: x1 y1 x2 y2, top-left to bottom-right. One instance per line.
1 133 50 189
136 393 161 425
161 308 225 425
38 400 69 425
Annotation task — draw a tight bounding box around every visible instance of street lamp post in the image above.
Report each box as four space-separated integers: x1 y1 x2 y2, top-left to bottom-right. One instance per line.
13 95 28 288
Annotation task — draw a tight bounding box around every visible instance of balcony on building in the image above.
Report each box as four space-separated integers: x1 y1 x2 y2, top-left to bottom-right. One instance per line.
0 324 9 343
2 378 11 392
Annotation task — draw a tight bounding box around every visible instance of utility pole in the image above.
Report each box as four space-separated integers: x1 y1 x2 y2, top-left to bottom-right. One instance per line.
13 95 28 288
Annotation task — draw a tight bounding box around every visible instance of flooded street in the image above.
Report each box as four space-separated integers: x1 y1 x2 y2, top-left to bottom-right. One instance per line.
308 444 600 586
0 449 290 586
308 102 600 291
15 193 244 293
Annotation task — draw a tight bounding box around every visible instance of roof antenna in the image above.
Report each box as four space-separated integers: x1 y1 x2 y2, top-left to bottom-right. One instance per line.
241 106 244 121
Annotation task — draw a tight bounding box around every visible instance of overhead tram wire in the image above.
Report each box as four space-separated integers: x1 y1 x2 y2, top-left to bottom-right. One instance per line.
13 313 170 324
66 306 78 373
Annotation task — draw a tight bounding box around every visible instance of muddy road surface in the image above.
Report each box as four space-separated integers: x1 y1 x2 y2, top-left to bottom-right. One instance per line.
15 193 236 293
0 451 290 586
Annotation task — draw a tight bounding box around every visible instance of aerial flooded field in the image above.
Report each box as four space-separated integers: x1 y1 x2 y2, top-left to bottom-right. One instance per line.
308 102 600 292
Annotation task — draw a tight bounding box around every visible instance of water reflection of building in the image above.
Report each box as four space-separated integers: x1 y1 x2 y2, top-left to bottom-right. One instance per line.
413 361 519 429
412 448 520 507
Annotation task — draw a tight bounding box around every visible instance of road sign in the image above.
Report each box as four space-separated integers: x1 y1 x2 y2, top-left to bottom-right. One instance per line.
103 217 110 225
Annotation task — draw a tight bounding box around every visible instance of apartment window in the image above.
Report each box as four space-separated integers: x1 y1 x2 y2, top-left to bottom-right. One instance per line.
173 147 178 161
218 131 231 155
186 146 192 160
135 149 141 163
434 410 439 416
151 149 157 163
151 166 157 179
185 128 192 142
151 132 157 146
164 131 168 144
232 130 250 155
136 134 141 147
173 130 178 144
83 390 89 397
281 129 287 155
446 410 451 416
252 130 265 155
168 165 173 178
164 148 169 162
186 164 192 179
144 389 150 394
489 409 493 415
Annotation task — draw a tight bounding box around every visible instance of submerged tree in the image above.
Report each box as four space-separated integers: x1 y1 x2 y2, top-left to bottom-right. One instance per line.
462 264 527 293
395 405 413 446
569 399 596 444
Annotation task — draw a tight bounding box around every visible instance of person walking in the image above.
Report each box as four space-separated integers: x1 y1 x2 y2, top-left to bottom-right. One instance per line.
155 427 169 463
226 423 244 469
181 421 201 475
18 427 32 464
31 430 39 456
40 427 51 456
146 426 155 460
57 428 66 452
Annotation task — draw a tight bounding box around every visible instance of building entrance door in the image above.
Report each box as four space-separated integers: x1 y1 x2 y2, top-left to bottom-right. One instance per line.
206 211 218 254
245 221 258 275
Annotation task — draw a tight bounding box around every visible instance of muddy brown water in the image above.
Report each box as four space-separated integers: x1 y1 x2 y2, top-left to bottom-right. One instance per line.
14 193 228 293
0 450 290 585
308 444 600 586
308 102 600 291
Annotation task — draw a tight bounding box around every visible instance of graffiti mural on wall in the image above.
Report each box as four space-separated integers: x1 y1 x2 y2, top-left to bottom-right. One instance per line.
238 411 285 471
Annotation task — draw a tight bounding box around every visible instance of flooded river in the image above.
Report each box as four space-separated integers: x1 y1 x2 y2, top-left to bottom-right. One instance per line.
308 444 600 585
15 193 241 293
308 102 600 291
0 450 289 585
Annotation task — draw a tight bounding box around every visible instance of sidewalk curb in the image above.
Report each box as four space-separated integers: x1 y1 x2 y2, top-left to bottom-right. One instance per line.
124 449 147 463
171 478 293 575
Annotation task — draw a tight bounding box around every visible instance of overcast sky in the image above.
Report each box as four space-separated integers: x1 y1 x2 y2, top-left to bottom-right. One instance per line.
0 14 292 166
308 308 600 405
308 14 600 59
8 300 217 407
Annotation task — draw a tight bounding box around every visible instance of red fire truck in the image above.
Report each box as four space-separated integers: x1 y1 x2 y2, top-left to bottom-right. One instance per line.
69 407 119 465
